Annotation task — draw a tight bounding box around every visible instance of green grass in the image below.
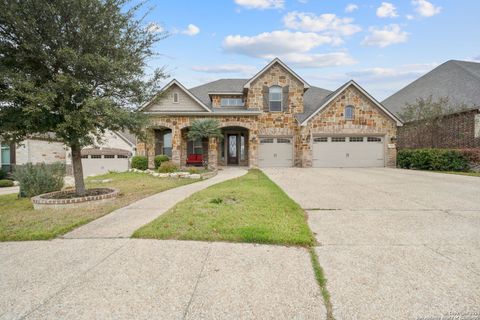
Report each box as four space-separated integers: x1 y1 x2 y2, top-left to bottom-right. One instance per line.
0 172 194 241
133 169 314 246
309 247 334 320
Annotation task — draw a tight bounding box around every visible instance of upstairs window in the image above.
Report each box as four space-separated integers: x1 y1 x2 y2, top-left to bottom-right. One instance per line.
220 98 244 107
173 92 179 103
269 86 282 112
345 105 354 120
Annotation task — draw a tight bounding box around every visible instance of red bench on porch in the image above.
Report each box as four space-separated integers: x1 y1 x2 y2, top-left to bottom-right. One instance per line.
186 154 203 166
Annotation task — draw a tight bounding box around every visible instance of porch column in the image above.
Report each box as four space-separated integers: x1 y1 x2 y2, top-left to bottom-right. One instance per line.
145 129 156 169
208 137 218 170
248 133 258 168
171 127 182 167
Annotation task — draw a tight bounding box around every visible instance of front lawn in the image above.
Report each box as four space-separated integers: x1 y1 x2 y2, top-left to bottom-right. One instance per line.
0 172 194 241
133 169 314 246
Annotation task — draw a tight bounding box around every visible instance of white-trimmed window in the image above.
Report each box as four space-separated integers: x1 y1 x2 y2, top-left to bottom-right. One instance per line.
277 138 291 144
331 137 346 142
173 92 179 103
260 138 274 144
192 138 203 154
345 105 354 120
220 98 244 107
269 86 282 112
367 137 382 142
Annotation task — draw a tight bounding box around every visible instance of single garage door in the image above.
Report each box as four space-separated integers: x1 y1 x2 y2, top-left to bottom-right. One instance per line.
313 136 384 168
81 148 131 177
258 137 293 167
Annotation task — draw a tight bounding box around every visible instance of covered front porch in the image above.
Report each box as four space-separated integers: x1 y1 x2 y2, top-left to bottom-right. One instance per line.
146 125 253 169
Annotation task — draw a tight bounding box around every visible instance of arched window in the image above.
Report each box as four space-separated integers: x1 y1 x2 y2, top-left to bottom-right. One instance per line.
344 105 354 120
269 86 282 112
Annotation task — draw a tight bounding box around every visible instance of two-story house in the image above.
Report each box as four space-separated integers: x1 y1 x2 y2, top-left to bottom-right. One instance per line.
137 58 402 169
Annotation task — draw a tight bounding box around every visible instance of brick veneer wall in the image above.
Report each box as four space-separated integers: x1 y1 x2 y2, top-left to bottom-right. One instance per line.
398 109 480 149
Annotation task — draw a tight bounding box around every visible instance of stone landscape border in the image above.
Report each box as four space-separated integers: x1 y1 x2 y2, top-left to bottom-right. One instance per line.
31 188 119 210
128 168 218 180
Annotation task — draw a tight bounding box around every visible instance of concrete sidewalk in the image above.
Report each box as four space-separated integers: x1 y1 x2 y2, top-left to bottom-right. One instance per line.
0 239 325 320
0 186 19 196
64 168 247 239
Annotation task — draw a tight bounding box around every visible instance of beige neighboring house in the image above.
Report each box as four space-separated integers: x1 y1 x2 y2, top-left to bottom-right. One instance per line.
137 58 402 169
1 131 136 176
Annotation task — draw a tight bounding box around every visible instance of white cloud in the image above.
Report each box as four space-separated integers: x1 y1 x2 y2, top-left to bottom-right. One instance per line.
347 63 437 81
412 0 441 17
182 24 200 36
146 22 164 34
234 0 284 9
274 52 357 68
406 14 415 20
345 4 359 13
283 11 362 36
376 2 398 18
191 64 257 75
361 24 408 48
223 30 342 57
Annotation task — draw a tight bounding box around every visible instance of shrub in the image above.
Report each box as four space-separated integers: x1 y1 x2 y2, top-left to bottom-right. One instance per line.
455 148 480 164
131 156 148 170
0 168 7 180
154 155 170 169
397 149 469 171
187 167 200 174
158 161 178 173
0 179 14 188
13 162 66 197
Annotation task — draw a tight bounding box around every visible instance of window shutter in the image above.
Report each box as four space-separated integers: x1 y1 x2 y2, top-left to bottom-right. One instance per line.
282 85 289 112
262 86 269 112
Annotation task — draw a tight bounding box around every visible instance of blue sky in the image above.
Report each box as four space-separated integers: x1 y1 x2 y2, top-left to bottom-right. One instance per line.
143 0 480 100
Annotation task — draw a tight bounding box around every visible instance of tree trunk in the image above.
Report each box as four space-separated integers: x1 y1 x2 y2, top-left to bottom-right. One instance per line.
71 144 86 196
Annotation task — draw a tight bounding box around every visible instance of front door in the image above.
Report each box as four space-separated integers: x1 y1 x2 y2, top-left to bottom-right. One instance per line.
227 134 238 165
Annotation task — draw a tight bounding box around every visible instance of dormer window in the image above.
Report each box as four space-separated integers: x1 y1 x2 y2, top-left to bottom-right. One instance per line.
269 86 282 112
345 105 354 120
173 92 179 103
220 98 244 107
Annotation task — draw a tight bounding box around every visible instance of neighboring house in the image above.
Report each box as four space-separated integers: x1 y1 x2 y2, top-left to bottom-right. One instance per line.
67 130 137 176
0 131 136 176
137 58 402 169
0 134 67 173
383 60 480 149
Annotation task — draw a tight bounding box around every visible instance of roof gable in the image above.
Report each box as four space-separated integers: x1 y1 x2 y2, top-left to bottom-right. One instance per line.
301 80 403 126
243 58 310 90
139 79 211 112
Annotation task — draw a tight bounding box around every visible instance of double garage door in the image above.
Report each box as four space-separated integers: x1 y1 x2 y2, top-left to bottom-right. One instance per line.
258 135 385 167
313 136 385 168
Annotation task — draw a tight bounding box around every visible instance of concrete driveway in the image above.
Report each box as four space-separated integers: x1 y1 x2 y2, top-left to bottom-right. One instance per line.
263 168 480 320
0 239 324 320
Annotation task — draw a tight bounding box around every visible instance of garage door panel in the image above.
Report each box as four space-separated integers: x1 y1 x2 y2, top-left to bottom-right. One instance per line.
258 137 293 167
313 136 384 168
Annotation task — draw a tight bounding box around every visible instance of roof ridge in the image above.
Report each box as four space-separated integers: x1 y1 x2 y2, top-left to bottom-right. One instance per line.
450 60 480 82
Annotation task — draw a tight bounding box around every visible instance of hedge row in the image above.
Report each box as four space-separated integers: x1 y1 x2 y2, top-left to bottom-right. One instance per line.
397 149 469 171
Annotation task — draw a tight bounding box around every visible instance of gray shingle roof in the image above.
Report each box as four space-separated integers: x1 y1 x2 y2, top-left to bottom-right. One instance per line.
189 79 248 108
188 79 331 119
382 60 480 117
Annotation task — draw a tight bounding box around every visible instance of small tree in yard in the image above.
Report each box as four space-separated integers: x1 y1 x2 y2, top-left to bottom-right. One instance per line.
0 0 167 195
187 119 223 166
398 96 466 148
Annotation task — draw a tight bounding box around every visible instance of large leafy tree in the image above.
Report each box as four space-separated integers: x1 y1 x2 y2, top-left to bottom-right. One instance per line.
0 0 167 195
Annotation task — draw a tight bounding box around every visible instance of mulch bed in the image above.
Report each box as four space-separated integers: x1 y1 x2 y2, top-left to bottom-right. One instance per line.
41 188 114 199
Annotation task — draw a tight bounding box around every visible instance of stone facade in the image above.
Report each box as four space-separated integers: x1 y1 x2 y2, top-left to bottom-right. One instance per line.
306 86 398 167
398 109 480 149
139 61 399 168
